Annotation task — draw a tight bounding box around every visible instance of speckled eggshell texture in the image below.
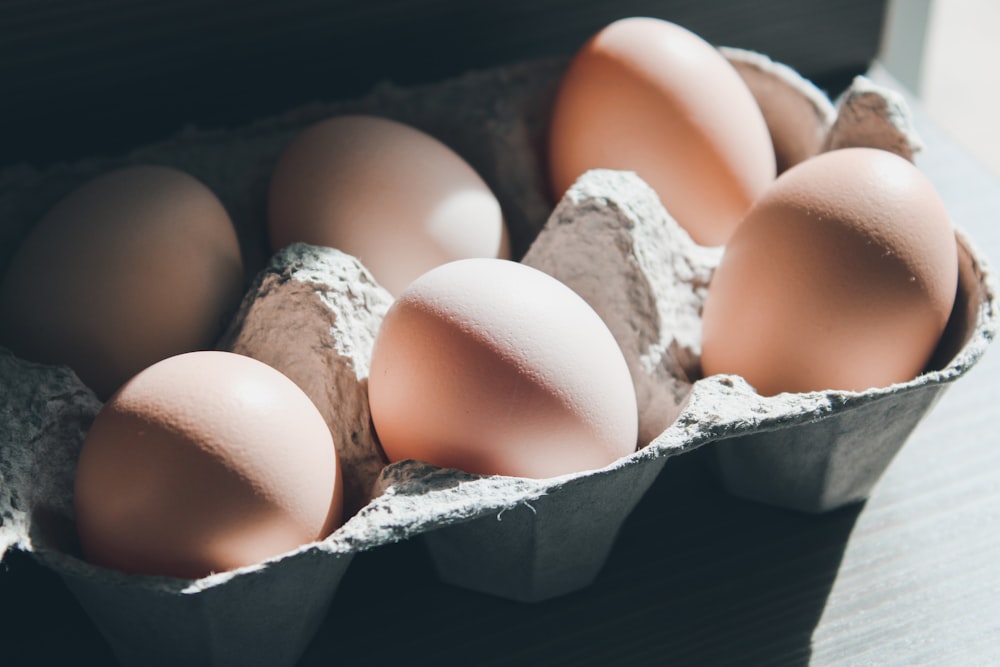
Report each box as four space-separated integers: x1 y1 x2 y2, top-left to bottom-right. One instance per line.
74 350 343 580
369 258 639 478
701 147 959 396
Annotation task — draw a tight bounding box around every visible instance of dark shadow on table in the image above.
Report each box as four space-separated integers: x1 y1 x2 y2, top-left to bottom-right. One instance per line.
0 547 115 664
304 447 861 666
0 444 860 667
0 445 857 666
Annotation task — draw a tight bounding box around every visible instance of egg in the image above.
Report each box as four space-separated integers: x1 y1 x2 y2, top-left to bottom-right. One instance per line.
267 114 510 295
546 17 776 246
0 165 244 400
368 258 638 478
700 147 958 396
74 350 343 579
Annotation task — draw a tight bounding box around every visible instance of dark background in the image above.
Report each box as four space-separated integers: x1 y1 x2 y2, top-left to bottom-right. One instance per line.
1 0 887 170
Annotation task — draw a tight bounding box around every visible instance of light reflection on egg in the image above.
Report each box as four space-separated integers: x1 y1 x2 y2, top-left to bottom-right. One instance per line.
74 350 343 579
368 258 638 478
547 17 776 246
267 114 510 295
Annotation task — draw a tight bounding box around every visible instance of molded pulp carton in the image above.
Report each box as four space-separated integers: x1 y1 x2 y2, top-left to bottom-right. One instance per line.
0 49 996 667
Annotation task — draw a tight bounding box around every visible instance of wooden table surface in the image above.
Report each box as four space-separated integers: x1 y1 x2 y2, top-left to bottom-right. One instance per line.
1 62 998 665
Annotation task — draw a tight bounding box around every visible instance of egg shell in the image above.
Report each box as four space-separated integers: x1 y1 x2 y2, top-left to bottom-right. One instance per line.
369 258 639 479
267 114 510 295
0 165 245 400
546 17 776 246
0 52 996 666
74 350 343 580
700 146 959 396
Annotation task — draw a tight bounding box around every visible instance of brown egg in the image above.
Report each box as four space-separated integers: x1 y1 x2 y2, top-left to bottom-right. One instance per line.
368 258 638 479
268 115 510 295
0 165 244 400
547 17 775 246
700 147 958 395
74 350 343 579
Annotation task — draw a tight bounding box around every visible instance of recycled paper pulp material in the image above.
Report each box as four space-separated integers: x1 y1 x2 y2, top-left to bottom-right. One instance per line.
421 455 669 602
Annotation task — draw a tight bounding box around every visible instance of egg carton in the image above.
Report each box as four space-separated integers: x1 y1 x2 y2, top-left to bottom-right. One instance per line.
1 48 997 667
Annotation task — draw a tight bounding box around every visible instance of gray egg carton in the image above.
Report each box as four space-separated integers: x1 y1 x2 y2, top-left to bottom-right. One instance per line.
1 49 996 667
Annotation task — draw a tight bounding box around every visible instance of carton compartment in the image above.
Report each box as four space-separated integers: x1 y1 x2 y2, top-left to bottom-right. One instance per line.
0 47 996 667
